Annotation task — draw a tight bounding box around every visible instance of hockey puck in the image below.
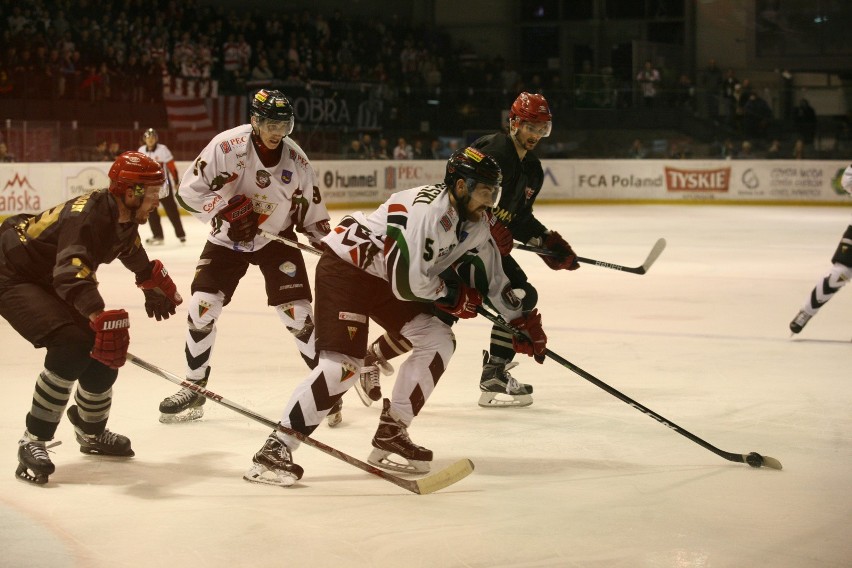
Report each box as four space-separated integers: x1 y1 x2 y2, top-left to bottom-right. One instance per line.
745 452 764 468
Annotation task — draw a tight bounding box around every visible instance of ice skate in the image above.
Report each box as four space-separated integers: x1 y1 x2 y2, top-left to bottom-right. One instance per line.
16 431 59 485
243 433 304 487
158 377 207 423
354 346 394 407
368 399 432 473
145 236 164 246
327 398 343 428
789 310 812 335
66 406 134 457
478 350 534 408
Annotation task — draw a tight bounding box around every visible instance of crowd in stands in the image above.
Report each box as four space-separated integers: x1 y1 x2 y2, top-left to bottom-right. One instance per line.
1 0 848 161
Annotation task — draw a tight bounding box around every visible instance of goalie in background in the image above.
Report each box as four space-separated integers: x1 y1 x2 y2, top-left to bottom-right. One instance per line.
0 151 183 485
789 164 852 334
355 92 578 409
159 89 333 424
243 147 548 487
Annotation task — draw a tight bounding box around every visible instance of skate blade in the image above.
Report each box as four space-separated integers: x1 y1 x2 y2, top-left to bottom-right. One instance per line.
159 407 204 424
79 447 135 458
478 392 533 408
15 464 49 485
327 411 343 428
367 448 431 474
243 463 298 487
353 381 376 407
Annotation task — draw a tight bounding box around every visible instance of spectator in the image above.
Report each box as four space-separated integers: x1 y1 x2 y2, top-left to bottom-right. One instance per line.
0 142 15 162
0 69 14 98
766 139 782 159
411 139 425 159
107 142 121 160
701 58 723 121
429 139 442 159
636 60 660 108
743 92 773 141
792 139 806 159
93 140 110 161
360 133 375 159
250 56 274 82
393 137 412 159
793 99 817 147
627 139 647 159
375 137 390 159
346 139 364 159
737 140 754 159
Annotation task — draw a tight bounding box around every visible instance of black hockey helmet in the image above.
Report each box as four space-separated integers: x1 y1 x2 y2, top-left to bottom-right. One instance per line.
444 146 502 188
250 89 294 136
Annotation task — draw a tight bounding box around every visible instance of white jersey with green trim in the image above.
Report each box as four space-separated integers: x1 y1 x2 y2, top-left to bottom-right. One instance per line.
179 124 329 252
322 183 523 320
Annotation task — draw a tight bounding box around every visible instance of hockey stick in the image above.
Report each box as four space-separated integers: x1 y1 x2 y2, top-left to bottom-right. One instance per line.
514 237 667 275
259 230 322 256
126 353 474 494
476 308 782 470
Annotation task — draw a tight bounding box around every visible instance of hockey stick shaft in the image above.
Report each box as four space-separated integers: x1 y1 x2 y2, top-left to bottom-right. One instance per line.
514 237 667 275
127 353 474 493
259 229 322 256
476 309 781 469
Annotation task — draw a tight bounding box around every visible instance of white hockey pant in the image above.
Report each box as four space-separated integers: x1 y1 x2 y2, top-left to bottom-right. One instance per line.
275 300 318 369
802 263 852 316
184 291 223 382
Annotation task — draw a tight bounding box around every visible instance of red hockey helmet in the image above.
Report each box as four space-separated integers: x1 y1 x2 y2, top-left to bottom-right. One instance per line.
108 151 166 198
509 92 552 137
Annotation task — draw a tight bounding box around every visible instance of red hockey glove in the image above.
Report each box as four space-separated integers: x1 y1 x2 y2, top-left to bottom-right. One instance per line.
510 309 547 364
538 231 579 271
486 211 513 256
137 260 183 321
436 281 483 319
218 195 259 242
90 309 130 369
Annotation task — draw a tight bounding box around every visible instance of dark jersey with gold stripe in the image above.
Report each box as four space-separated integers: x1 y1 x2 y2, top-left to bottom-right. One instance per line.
472 132 547 244
0 189 150 318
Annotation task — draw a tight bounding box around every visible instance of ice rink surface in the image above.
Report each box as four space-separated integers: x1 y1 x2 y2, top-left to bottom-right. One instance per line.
1 203 850 568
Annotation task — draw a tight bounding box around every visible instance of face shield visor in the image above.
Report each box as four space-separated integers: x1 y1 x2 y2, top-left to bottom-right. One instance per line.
254 116 294 137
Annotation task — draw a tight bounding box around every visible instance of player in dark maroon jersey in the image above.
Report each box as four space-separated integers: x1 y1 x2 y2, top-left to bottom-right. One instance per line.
0 151 183 484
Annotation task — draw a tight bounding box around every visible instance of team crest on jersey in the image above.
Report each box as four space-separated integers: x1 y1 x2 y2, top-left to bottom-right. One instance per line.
340 361 357 382
220 141 232 154
347 326 358 341
279 261 297 277
256 170 271 188
501 284 522 309
281 170 293 184
198 300 212 319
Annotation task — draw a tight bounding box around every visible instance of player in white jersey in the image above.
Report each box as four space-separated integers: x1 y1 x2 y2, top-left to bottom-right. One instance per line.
243 147 549 487
138 128 187 245
158 89 331 424
789 164 852 334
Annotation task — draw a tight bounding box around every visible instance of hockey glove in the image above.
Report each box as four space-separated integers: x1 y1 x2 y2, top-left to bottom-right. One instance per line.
538 231 579 271
136 260 183 321
510 309 547 364
218 194 260 242
435 280 482 319
486 211 513 256
90 309 130 369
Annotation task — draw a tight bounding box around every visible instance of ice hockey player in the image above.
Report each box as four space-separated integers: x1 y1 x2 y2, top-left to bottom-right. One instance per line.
789 164 852 334
355 92 577 409
244 146 548 487
138 127 187 246
159 89 334 424
0 151 183 484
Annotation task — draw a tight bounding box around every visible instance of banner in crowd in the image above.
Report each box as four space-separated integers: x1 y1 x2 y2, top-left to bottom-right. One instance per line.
1 160 849 219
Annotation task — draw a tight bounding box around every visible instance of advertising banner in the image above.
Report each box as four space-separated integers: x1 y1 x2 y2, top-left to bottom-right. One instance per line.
2 159 849 219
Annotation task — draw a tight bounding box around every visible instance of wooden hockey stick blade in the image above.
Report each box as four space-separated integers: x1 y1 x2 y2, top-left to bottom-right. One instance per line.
127 353 475 493
475 309 783 470
258 229 322 256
